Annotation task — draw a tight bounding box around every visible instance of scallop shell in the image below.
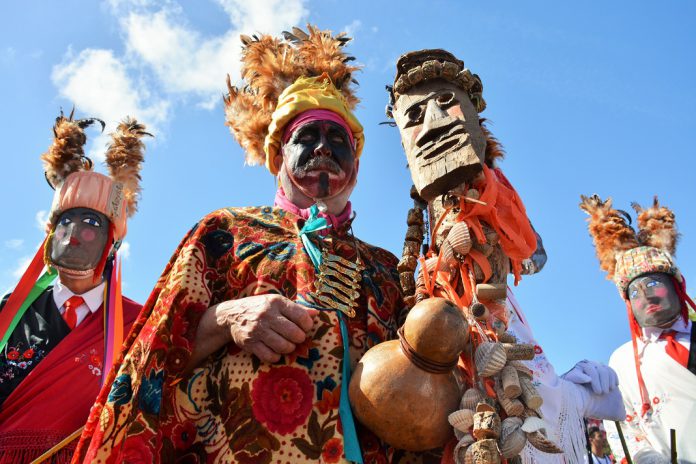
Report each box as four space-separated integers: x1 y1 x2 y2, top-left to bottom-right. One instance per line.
526 431 563 454
448 409 474 432
461 388 486 410
447 222 472 255
499 417 527 459
521 417 547 433
454 434 476 464
439 240 457 269
475 342 507 377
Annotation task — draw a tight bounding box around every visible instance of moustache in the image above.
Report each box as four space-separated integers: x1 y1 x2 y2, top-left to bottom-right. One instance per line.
302 156 341 174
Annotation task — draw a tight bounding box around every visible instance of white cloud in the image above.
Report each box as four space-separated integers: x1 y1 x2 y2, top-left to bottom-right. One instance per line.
4 239 23 250
35 210 50 232
12 255 33 279
52 0 308 135
51 48 169 160
119 241 131 260
343 20 362 38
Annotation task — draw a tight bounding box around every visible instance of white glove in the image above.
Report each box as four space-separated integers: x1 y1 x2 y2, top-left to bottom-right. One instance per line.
562 360 618 395
634 448 670 464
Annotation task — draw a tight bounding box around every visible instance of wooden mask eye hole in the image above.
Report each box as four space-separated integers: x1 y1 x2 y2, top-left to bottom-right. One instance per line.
406 107 423 123
436 91 455 107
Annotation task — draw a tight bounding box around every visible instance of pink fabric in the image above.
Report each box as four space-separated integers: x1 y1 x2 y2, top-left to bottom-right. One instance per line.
281 109 355 148
274 187 352 231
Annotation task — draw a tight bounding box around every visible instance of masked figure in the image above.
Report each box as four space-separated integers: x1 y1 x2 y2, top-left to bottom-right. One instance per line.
72 26 413 464
0 111 149 462
384 49 624 463
581 195 696 464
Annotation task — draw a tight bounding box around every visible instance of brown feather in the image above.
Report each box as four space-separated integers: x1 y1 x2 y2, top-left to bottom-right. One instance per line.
41 110 92 188
480 119 504 167
580 194 640 278
104 117 151 217
632 196 679 255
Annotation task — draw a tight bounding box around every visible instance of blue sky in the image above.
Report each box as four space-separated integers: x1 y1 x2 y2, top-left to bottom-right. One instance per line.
1 1 694 372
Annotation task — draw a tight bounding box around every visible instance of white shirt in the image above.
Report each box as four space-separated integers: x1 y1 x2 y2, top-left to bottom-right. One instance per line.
52 279 105 327
604 319 695 464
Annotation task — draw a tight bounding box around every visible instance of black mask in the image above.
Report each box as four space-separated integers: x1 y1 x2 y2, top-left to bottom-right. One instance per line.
50 207 110 271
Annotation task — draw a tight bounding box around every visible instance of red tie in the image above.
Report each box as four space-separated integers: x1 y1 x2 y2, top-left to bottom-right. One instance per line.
660 330 689 368
62 295 85 329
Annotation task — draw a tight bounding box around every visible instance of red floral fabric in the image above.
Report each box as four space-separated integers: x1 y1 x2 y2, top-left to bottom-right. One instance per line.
72 206 410 463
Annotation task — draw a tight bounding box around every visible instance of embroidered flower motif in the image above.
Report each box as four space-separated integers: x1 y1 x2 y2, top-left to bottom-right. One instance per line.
251 365 313 435
534 345 543 355
652 397 660 405
23 349 35 359
17 361 27 369
321 437 343 463
172 421 197 449
6 350 19 361
108 374 133 406
138 368 165 414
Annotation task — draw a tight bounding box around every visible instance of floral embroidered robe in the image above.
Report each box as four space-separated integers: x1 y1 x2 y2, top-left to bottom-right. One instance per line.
73 206 409 464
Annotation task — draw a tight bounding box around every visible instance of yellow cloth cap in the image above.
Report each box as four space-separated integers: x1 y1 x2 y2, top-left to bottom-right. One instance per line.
264 74 364 175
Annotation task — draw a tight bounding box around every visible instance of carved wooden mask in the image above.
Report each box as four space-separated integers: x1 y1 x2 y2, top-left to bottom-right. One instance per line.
393 79 486 201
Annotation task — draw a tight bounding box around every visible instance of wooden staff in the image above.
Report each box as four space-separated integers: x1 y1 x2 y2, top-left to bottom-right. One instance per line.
614 421 633 464
670 429 677 464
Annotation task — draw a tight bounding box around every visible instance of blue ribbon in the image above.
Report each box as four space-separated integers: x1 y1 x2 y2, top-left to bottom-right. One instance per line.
299 205 363 464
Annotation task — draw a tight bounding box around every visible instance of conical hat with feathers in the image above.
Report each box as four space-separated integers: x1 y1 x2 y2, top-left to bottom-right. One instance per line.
41 109 151 240
223 25 361 172
579 194 681 295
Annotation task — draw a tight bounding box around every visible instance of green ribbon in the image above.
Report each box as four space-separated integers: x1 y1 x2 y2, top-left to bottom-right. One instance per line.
0 268 57 353
299 205 363 464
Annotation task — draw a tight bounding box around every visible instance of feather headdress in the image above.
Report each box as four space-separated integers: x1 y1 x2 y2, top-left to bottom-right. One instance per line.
42 109 151 239
41 108 104 189
631 196 679 256
223 25 360 167
105 117 152 217
579 194 640 279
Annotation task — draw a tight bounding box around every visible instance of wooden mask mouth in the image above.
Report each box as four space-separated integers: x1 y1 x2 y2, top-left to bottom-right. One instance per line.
415 121 470 163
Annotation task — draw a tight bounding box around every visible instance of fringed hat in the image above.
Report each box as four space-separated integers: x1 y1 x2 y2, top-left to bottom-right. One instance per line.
43 112 150 242
580 194 693 416
579 194 681 297
223 25 364 175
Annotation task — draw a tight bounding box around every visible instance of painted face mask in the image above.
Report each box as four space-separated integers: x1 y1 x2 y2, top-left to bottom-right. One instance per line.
393 79 486 201
627 272 682 328
50 207 110 272
280 120 357 201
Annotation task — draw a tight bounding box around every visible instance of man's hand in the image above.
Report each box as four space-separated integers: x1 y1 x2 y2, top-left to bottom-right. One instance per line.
187 294 318 370
562 360 618 395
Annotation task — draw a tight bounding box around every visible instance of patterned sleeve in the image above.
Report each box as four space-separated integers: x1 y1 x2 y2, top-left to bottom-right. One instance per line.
72 211 237 463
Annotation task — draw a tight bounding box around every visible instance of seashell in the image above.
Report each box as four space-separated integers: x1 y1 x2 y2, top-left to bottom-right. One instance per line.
521 417 547 434
501 365 522 399
502 343 535 361
448 409 474 432
469 439 501 464
447 222 473 255
473 410 501 440
439 241 457 269
461 388 486 411
526 431 563 454
519 376 543 410
475 342 507 377
499 417 527 459
497 332 517 344
454 434 476 464
476 283 507 301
